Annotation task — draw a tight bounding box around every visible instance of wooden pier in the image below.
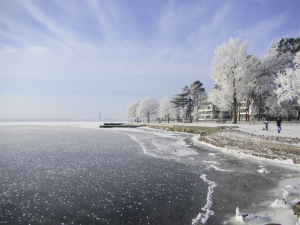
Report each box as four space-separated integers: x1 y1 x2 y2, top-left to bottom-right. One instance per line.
99 123 145 128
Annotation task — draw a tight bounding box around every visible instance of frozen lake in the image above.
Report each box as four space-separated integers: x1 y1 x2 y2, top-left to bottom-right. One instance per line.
0 124 298 224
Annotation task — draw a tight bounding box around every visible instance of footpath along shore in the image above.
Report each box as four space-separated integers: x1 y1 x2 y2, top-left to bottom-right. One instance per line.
128 121 300 165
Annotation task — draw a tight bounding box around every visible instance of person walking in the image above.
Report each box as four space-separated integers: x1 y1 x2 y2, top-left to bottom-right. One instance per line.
276 117 282 133
263 118 269 131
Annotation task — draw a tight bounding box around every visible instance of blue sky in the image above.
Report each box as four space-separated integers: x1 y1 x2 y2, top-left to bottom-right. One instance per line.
0 0 299 120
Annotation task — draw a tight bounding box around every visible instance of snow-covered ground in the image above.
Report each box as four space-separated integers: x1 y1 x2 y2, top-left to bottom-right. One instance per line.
144 120 300 138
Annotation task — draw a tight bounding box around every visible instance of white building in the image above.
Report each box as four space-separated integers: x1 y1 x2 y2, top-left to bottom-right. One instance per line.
197 96 230 121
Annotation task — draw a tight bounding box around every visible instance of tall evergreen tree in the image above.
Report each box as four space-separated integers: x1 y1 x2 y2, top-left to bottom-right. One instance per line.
190 80 206 110
172 82 205 122
171 86 190 121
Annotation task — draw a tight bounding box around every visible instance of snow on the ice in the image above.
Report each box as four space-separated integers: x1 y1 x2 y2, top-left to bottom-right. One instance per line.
257 168 271 173
270 199 290 208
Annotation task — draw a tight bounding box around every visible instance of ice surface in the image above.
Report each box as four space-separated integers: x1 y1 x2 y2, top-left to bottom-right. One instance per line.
0 126 208 224
208 153 219 157
1 122 299 225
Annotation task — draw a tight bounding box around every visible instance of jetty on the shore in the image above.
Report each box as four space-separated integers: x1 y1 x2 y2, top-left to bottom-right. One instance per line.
99 123 145 128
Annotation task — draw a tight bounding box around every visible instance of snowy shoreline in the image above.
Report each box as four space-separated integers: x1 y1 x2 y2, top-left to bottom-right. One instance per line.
141 121 300 224
142 121 300 164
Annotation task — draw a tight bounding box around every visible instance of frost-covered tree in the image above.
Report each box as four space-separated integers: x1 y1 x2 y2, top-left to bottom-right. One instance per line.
190 80 205 108
159 96 174 123
191 107 200 122
210 37 248 123
172 108 180 121
180 108 187 123
276 52 300 105
218 111 225 122
137 98 159 123
171 86 192 121
172 81 206 123
190 80 206 120
248 99 258 125
240 54 276 121
171 87 189 109
126 100 140 122
263 39 299 120
209 85 232 113
269 37 300 56
274 52 300 120
183 86 194 122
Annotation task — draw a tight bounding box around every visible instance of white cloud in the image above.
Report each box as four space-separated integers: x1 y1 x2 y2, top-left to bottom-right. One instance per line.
28 46 47 55
237 12 286 41
210 1 232 30
4 47 17 53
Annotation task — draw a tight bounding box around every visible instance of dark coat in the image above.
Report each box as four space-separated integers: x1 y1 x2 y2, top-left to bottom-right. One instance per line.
276 118 281 126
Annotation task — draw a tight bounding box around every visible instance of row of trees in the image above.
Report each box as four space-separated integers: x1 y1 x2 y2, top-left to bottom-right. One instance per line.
126 80 207 123
210 37 300 123
125 97 175 123
126 37 300 124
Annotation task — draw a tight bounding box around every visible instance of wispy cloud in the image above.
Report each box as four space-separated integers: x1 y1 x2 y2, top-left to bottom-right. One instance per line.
237 12 287 41
0 0 298 119
28 46 47 55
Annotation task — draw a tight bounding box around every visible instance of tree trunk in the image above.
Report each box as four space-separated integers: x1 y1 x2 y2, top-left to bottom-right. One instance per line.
287 101 292 122
258 94 261 121
232 95 237 124
288 113 292 122
245 97 249 121
147 112 150 123
298 108 300 120
238 104 240 121
232 77 237 124
167 115 169 123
